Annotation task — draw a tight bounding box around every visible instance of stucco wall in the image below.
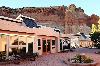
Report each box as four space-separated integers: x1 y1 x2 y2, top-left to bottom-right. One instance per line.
0 35 6 51
36 36 57 55
80 41 93 48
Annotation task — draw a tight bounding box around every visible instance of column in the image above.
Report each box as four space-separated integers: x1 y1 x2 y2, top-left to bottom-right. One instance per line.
62 39 63 51
33 35 38 53
57 35 60 52
18 36 20 50
46 38 47 54
32 37 34 53
6 35 10 58
0 34 2 51
26 37 28 53
50 38 52 53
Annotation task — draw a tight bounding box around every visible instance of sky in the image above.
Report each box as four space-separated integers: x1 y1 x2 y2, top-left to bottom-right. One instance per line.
0 0 100 16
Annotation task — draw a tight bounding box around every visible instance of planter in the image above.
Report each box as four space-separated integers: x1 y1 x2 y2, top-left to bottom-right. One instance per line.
69 62 97 66
67 54 98 66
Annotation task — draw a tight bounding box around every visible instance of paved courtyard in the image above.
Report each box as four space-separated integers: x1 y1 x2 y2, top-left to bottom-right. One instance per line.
0 48 100 66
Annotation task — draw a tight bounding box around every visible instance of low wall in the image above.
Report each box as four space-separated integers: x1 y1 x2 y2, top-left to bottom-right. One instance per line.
69 62 97 66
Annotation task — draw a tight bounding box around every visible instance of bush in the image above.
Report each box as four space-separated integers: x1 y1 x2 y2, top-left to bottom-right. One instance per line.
90 32 100 49
71 54 93 63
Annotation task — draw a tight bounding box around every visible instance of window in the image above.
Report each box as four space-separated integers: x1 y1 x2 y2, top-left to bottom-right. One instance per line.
38 39 41 46
52 47 55 49
38 39 41 50
52 40 55 45
38 47 41 50
22 17 37 28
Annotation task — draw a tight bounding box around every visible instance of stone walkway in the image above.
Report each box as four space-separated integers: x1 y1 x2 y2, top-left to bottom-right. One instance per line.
0 48 100 66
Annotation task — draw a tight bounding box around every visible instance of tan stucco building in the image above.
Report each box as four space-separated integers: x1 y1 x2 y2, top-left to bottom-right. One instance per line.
0 15 63 58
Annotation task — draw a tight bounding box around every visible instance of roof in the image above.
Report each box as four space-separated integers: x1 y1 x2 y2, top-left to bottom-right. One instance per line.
0 15 60 37
16 14 35 20
60 33 67 38
79 34 91 41
0 16 21 23
0 19 35 34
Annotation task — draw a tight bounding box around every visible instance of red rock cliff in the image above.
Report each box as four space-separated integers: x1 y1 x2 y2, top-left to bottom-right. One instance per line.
0 4 99 34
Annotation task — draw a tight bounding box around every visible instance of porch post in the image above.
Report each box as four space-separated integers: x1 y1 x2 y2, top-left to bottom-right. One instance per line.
0 34 2 51
46 38 47 54
6 35 10 58
32 37 34 53
26 37 28 53
18 36 20 50
33 35 38 53
62 39 63 51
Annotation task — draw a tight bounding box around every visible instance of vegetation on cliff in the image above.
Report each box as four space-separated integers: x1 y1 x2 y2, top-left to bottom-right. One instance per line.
0 4 99 34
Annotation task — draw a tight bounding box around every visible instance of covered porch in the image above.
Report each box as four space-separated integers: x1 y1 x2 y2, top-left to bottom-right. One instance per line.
0 31 35 59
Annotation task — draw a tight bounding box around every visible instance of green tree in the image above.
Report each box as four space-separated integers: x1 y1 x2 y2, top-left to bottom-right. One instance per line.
90 32 100 49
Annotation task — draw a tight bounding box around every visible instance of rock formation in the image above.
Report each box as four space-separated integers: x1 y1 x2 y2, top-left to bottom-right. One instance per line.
65 4 91 34
0 4 99 34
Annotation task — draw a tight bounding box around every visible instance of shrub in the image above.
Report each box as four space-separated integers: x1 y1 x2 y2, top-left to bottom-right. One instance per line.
71 54 93 63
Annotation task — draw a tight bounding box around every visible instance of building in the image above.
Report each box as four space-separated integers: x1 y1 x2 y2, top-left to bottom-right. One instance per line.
61 33 93 49
72 33 93 48
60 34 70 51
79 34 93 48
0 15 93 59
0 15 62 58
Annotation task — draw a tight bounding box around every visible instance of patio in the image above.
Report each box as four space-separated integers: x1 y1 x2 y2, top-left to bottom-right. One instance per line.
0 48 100 66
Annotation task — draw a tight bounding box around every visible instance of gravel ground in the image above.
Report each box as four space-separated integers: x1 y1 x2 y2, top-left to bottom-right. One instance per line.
0 48 100 66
